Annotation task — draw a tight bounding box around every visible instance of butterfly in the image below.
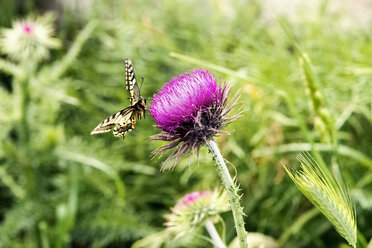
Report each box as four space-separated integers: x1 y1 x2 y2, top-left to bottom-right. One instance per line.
90 59 146 138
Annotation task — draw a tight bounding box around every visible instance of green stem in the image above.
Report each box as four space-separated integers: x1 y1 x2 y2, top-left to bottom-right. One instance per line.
356 229 367 248
207 139 248 248
14 62 34 198
39 222 50 248
18 78 30 143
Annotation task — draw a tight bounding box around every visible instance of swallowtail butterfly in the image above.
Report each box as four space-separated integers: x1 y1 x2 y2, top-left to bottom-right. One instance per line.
90 59 146 138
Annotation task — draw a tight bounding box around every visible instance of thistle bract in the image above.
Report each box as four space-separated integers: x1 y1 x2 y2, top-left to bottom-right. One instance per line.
149 69 239 169
0 13 60 62
164 189 229 238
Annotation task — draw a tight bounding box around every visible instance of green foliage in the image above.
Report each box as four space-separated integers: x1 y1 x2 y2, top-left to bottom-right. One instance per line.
0 0 371 247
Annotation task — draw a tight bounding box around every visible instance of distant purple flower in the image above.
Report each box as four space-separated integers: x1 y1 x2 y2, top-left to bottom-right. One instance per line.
149 68 240 169
175 191 212 209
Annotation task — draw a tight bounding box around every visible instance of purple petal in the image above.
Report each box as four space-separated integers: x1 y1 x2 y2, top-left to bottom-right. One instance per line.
149 69 222 132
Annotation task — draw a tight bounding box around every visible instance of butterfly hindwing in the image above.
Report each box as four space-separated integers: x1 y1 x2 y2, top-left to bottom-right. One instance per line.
125 59 140 106
90 107 135 135
113 120 136 137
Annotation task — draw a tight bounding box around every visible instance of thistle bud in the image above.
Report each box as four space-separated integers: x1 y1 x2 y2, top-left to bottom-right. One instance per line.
0 14 60 63
164 189 229 238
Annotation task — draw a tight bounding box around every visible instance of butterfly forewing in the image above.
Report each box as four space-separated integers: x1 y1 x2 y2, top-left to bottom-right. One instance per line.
125 59 141 106
90 59 146 138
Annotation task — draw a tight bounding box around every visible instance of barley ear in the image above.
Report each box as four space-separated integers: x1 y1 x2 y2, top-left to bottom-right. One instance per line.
285 153 356 247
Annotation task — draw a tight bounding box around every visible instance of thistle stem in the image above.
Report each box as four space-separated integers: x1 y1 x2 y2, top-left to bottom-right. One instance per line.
207 139 248 248
17 78 30 143
205 220 226 248
14 61 35 198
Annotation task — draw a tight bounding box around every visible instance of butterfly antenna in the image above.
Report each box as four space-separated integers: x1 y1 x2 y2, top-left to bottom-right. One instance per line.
140 77 144 92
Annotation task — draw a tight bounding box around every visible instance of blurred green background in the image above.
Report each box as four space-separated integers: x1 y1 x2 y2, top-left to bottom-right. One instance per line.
0 0 371 247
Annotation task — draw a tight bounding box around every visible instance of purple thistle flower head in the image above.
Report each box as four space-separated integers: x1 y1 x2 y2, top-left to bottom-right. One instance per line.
150 69 222 132
149 68 240 169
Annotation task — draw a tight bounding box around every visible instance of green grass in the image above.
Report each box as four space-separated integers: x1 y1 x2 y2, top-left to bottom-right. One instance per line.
0 0 371 247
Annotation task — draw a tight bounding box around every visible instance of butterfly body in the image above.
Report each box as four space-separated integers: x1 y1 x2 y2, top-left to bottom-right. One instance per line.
90 59 146 138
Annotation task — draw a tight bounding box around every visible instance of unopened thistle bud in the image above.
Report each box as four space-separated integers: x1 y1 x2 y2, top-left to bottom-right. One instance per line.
164 189 229 238
0 13 60 62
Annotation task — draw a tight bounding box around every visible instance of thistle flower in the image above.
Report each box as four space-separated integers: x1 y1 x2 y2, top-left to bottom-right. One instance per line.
151 68 249 248
164 189 229 238
285 153 357 247
149 68 239 169
0 13 60 62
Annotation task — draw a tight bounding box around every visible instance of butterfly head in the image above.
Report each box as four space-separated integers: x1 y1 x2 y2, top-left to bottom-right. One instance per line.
138 96 146 110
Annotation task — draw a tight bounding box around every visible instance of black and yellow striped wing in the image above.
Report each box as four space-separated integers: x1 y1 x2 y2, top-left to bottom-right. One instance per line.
125 59 141 106
90 106 137 137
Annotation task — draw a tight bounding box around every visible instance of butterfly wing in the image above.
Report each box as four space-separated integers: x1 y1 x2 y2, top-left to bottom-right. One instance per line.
90 107 135 136
113 120 136 137
125 59 140 106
